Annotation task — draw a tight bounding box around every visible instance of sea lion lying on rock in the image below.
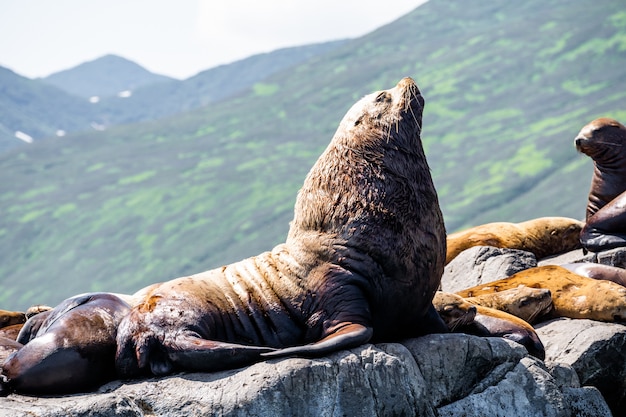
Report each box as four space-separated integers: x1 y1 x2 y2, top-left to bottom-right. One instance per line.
456 265 626 323
432 291 477 331
432 292 545 359
0 293 130 395
464 286 553 324
446 217 583 265
115 77 448 379
0 310 26 329
575 117 626 252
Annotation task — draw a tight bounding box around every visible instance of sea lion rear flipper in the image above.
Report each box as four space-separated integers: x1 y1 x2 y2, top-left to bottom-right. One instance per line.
166 337 277 374
262 322 373 359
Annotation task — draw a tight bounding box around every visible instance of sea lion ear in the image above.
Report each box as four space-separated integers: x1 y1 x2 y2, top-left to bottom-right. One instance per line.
354 116 363 126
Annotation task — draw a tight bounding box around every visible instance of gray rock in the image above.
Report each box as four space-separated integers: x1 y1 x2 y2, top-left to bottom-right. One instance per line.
0 334 610 417
442 246 537 292
536 317 626 416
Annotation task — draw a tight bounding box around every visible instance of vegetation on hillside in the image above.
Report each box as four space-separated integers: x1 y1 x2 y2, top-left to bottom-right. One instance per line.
1 0 625 310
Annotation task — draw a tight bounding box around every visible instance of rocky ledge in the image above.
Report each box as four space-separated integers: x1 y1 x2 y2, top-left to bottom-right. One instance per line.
1 247 625 417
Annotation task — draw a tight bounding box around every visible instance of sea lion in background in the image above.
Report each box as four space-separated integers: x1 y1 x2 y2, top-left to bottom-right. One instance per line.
456 265 626 323
459 305 545 360
561 263 626 288
0 337 22 369
0 310 26 329
116 77 448 379
24 305 52 319
0 293 130 395
432 292 477 331
0 325 23 341
575 118 626 251
464 286 553 324
445 217 584 265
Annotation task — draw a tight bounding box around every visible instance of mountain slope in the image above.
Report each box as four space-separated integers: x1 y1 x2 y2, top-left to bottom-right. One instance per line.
42 54 175 98
93 40 349 125
0 66 97 152
1 0 625 309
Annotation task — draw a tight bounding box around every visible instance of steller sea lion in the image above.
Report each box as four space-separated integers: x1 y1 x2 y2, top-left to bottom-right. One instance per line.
459 305 545 360
456 265 626 323
0 310 26 329
445 217 583 265
575 117 626 252
115 78 448 379
432 291 477 331
561 262 626 288
464 286 553 324
433 292 545 360
0 293 130 395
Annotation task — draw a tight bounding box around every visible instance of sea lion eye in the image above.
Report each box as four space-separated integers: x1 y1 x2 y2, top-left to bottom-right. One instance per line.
375 92 389 103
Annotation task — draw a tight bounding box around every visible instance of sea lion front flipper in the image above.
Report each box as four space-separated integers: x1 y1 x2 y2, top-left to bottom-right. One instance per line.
582 192 626 252
262 323 373 359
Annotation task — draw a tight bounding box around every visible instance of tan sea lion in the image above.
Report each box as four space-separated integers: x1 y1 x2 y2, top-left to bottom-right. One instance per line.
0 293 131 395
0 325 23 341
464 286 553 324
445 217 584 264
433 292 544 360
0 310 26 329
115 78 448 379
432 291 477 331
575 118 626 251
456 265 626 323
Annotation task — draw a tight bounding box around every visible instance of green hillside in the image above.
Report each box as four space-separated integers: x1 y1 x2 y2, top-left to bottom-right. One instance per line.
0 67 97 152
42 54 175 99
1 0 626 310
93 40 348 125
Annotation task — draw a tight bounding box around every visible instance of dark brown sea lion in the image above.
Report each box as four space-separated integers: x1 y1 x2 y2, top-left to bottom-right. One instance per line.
575 118 626 251
0 293 130 395
561 262 626 288
432 292 477 331
458 305 545 360
445 217 583 265
116 77 448 378
464 286 553 324
456 265 626 323
0 310 26 329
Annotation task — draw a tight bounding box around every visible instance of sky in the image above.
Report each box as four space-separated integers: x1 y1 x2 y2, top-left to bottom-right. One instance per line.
1 0 427 80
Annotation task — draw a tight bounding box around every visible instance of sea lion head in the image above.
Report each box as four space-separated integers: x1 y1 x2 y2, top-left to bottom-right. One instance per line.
490 286 553 324
574 117 626 160
574 118 626 218
432 292 477 331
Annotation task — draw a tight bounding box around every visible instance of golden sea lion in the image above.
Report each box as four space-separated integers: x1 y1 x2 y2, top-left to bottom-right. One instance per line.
432 291 477 331
0 310 26 329
456 265 626 323
433 292 544 360
446 217 584 264
464 286 553 324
